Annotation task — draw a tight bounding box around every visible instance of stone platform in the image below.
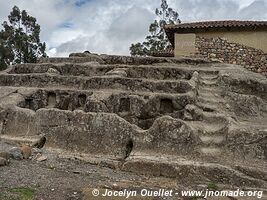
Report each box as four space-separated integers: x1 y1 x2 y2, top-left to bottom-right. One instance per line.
0 53 266 190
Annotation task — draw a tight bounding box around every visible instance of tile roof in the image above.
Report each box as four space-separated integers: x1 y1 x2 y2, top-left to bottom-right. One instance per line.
165 20 267 46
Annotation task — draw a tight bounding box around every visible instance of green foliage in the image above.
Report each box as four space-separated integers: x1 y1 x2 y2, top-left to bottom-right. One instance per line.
130 0 181 56
0 6 47 70
207 182 218 190
9 187 35 200
0 187 35 200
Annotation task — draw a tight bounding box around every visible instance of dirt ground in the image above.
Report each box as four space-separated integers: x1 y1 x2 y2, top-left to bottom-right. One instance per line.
1 141 266 200
0 140 193 200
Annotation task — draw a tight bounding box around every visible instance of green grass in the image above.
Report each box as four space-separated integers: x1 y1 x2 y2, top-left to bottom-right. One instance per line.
6 187 35 200
207 182 218 190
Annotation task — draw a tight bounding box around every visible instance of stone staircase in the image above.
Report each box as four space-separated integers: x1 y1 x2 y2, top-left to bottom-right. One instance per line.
183 71 229 158
198 72 227 157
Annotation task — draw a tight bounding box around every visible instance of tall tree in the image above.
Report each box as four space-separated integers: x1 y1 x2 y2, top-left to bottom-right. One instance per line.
0 6 47 70
130 0 181 56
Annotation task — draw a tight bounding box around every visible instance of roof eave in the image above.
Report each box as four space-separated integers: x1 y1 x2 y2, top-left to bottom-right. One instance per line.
164 24 267 47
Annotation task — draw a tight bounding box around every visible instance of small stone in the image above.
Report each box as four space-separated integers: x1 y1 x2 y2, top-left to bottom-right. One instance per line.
32 148 42 154
260 56 266 61
9 147 23 160
183 111 193 121
210 58 223 63
0 157 8 166
32 153 42 161
47 68 60 75
105 68 127 77
112 183 120 190
37 155 47 162
209 53 216 58
103 185 112 189
20 145 32 159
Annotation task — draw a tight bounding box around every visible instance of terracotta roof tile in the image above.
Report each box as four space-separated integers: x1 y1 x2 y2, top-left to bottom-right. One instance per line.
165 20 267 30
165 20 267 46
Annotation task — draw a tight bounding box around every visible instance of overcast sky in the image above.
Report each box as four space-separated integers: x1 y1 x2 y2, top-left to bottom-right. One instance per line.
0 0 266 57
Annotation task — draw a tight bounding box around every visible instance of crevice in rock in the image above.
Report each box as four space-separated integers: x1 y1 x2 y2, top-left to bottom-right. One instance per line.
78 94 86 108
0 112 9 135
119 98 130 112
32 136 46 149
25 98 35 110
124 139 133 159
160 98 174 114
202 107 215 112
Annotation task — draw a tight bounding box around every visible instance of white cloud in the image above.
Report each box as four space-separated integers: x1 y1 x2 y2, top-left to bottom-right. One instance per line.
55 5 154 56
48 29 86 47
0 0 266 57
170 0 267 22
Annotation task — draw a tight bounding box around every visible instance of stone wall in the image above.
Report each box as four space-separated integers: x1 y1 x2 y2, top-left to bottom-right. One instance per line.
151 49 174 57
195 36 267 76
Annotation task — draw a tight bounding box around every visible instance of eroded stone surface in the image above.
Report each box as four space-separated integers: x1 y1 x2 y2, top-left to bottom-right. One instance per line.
0 53 266 189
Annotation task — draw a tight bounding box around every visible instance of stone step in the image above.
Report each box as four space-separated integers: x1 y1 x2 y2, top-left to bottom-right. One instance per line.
0 87 18 99
187 112 230 134
198 92 221 99
198 70 219 76
9 63 193 81
200 74 219 80
122 154 266 188
196 102 218 112
186 120 228 135
202 112 231 126
198 96 225 104
0 86 194 99
39 57 105 64
198 87 220 93
201 79 218 86
39 55 170 65
0 74 193 94
39 54 210 65
200 135 225 144
200 147 222 156
0 135 42 146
